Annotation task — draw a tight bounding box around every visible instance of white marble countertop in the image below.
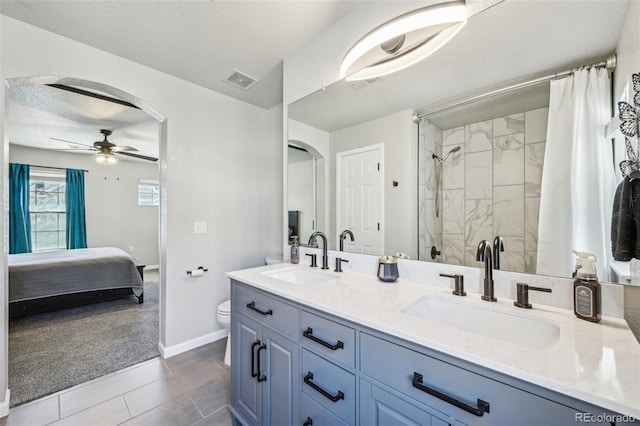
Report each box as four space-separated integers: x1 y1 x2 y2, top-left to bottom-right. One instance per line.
227 263 640 419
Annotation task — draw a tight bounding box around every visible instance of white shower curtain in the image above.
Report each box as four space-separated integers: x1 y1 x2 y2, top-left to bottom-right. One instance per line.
537 68 615 281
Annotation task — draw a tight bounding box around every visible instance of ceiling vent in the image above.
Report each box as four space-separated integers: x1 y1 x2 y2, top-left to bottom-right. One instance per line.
225 70 259 91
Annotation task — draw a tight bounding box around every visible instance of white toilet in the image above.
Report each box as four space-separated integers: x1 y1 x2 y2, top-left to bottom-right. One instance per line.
217 255 282 367
217 299 231 366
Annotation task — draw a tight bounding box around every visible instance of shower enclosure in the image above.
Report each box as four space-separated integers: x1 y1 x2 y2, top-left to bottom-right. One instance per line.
417 108 548 274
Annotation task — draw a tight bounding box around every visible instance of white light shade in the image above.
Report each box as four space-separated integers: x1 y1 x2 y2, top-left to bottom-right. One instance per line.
340 1 466 81
94 153 119 164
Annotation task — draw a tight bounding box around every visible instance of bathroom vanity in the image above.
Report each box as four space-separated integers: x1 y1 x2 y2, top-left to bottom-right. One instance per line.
226 263 640 426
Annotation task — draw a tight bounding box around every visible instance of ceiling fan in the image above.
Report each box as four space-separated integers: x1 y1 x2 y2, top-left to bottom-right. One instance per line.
50 129 158 164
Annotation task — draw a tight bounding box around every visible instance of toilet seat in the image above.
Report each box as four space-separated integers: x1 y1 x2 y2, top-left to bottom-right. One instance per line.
217 299 231 315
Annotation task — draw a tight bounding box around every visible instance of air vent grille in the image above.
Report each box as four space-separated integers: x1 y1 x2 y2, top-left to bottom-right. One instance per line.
225 70 259 90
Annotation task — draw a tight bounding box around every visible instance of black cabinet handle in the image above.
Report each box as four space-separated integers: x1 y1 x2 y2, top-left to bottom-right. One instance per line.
412 372 489 417
250 340 260 378
256 343 267 382
303 417 313 426
246 301 273 316
303 327 344 350
303 372 344 402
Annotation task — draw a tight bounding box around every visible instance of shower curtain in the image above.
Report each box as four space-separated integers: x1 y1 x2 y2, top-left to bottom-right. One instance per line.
537 68 615 281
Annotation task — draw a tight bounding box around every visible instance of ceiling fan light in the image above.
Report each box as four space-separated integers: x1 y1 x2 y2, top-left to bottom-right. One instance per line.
340 1 466 81
94 153 119 164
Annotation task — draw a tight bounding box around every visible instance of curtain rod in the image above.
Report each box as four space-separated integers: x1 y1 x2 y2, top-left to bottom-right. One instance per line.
28 164 89 173
413 54 617 122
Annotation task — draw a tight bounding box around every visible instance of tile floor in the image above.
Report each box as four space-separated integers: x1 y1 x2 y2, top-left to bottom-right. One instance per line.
0 339 232 426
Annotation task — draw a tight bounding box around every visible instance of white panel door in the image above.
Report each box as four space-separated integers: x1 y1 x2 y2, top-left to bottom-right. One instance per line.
337 145 383 254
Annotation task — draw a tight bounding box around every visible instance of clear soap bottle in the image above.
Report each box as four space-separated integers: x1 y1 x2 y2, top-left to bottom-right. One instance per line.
290 236 299 264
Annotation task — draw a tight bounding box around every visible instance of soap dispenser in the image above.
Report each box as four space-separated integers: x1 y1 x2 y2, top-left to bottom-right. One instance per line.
572 251 601 322
290 236 299 264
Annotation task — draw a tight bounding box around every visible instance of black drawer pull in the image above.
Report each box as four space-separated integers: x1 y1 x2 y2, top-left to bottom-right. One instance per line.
303 327 344 350
246 301 273 316
303 372 344 402
303 417 313 426
412 372 490 417
250 340 261 378
256 343 267 382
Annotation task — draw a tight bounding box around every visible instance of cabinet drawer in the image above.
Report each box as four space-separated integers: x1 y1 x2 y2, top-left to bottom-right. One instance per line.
360 379 456 426
302 349 355 425
301 310 355 369
360 333 603 426
301 393 348 426
233 282 299 339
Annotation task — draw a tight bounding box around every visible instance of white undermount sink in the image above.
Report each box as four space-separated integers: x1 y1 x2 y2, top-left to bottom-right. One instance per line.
263 266 335 285
402 295 560 350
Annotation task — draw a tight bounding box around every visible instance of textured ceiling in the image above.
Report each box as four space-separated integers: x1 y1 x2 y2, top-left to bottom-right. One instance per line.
8 84 160 162
0 0 361 109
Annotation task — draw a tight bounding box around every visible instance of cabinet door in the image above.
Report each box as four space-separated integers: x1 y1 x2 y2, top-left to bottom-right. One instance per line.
360 379 457 426
263 327 300 426
233 313 262 426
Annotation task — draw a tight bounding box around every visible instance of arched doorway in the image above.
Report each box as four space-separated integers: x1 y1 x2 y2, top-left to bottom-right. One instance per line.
2 76 168 409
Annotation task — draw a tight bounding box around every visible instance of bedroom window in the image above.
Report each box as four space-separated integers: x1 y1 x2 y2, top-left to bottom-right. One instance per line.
138 180 159 206
29 170 66 252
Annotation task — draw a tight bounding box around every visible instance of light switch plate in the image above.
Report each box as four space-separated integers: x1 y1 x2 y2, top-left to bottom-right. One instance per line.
194 221 207 234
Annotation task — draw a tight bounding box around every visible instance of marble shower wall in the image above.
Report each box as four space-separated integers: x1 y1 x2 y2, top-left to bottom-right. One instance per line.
419 107 549 273
418 119 443 261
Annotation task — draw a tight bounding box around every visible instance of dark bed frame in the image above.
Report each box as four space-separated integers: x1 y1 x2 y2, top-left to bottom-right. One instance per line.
9 259 146 318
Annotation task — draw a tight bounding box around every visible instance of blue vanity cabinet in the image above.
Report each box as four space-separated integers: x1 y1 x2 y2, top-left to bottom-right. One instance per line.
360 379 458 426
300 310 357 425
359 333 618 426
230 281 300 426
230 278 635 426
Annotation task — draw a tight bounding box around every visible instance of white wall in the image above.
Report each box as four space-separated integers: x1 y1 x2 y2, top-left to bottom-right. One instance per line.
288 119 330 244
0 15 282 408
330 109 417 257
288 154 315 242
9 145 160 266
613 0 639 103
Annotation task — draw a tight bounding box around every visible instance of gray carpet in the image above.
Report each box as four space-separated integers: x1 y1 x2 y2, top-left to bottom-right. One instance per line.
8 271 160 407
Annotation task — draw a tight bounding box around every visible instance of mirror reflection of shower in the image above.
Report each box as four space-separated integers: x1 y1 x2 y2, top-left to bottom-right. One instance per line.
432 146 460 218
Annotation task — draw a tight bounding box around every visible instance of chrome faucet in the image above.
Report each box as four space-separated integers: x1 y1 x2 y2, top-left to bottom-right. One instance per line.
308 231 329 269
476 240 497 301
339 229 354 251
493 236 505 270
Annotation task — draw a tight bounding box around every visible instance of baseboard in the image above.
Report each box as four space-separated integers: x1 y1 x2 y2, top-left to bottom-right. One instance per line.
158 329 228 358
144 265 159 270
0 389 10 417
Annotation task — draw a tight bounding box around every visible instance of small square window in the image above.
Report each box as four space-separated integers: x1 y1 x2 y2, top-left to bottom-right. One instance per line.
138 180 159 206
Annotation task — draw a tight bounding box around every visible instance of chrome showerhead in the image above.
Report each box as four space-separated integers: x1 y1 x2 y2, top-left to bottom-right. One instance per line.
432 146 461 164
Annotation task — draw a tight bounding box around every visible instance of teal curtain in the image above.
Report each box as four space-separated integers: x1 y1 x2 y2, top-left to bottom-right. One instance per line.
66 168 87 249
9 163 32 254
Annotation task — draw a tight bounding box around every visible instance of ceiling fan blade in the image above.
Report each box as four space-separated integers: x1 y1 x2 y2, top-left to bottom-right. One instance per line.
49 137 95 148
111 145 138 152
117 151 158 162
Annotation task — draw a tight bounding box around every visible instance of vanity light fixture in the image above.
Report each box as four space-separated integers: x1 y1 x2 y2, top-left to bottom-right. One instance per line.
340 1 467 81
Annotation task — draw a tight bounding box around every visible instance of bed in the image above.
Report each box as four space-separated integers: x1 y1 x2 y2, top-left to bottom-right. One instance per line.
9 247 144 316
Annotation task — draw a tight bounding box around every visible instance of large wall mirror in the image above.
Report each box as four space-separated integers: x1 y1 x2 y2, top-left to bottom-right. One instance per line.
287 0 638 285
